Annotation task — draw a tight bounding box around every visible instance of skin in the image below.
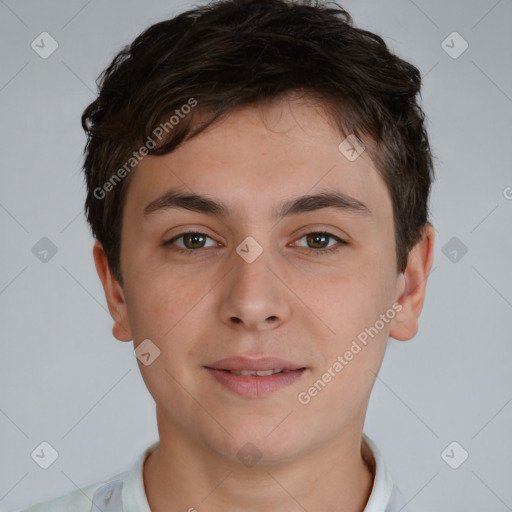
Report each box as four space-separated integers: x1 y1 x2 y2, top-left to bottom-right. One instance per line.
94 95 435 512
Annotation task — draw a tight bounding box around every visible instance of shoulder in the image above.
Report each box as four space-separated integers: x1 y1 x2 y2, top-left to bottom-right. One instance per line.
386 483 409 512
17 440 158 512
17 472 128 512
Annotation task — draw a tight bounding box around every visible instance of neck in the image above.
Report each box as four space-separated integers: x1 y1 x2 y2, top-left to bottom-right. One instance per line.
143 421 374 512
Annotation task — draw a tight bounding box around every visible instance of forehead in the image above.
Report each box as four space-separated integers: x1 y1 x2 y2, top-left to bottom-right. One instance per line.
123 98 392 225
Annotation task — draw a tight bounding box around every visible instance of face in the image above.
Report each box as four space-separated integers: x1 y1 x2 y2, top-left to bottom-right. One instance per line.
95 96 433 465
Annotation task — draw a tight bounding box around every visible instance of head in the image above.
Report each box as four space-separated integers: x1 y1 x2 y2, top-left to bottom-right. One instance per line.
84 0 435 464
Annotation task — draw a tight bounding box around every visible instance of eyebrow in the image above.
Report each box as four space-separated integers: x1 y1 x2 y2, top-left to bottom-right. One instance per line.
143 188 372 219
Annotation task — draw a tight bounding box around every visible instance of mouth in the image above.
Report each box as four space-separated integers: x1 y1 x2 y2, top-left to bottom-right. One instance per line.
206 355 305 372
219 368 298 376
204 357 307 397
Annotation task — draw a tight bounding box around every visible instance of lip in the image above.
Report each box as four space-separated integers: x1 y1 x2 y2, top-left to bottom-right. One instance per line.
206 356 305 372
204 356 307 398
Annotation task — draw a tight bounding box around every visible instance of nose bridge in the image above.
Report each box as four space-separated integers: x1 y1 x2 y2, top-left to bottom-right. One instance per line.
217 234 291 330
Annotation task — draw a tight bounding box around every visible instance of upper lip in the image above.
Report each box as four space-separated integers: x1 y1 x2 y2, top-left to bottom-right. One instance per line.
205 356 306 371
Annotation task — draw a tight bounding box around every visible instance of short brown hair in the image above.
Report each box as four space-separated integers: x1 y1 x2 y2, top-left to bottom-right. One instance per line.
81 0 435 285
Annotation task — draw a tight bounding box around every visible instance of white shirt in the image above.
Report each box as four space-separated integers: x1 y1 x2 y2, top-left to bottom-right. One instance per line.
19 433 408 512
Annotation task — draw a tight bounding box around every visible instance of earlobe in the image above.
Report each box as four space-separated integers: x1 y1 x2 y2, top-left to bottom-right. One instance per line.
92 240 133 342
389 223 435 342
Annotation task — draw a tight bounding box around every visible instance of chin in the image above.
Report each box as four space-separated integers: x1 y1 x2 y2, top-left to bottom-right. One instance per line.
209 421 305 466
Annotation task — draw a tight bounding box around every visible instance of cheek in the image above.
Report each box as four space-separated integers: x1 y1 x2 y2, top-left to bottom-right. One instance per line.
124 267 216 367
314 272 390 332
300 284 392 417
312 273 396 383
123 271 182 342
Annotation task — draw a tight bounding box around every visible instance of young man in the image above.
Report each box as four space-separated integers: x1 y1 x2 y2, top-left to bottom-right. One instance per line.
21 0 435 510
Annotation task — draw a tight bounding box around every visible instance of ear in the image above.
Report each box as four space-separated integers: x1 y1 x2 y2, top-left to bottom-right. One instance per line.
389 223 435 341
92 240 133 342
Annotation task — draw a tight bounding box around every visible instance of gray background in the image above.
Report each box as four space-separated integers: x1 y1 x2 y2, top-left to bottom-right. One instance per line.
1 0 511 511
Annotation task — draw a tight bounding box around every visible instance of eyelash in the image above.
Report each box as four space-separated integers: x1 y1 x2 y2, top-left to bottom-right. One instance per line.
163 231 347 256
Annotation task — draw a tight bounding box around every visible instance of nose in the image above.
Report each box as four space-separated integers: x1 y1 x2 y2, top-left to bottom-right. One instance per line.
217 242 292 331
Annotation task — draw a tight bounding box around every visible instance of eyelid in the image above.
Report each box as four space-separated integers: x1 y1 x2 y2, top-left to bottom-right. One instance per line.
293 224 348 241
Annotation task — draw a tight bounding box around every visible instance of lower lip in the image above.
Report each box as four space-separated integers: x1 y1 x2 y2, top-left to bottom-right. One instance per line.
205 368 306 397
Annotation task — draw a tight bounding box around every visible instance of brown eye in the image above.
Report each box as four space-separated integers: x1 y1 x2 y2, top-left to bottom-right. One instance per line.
306 233 330 249
294 232 347 254
182 232 207 249
164 232 217 251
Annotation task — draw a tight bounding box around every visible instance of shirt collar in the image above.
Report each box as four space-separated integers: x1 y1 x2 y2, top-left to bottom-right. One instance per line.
361 433 397 511
122 440 157 511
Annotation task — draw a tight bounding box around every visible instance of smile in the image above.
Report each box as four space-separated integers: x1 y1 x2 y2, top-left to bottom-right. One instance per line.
226 369 288 376
205 367 306 397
